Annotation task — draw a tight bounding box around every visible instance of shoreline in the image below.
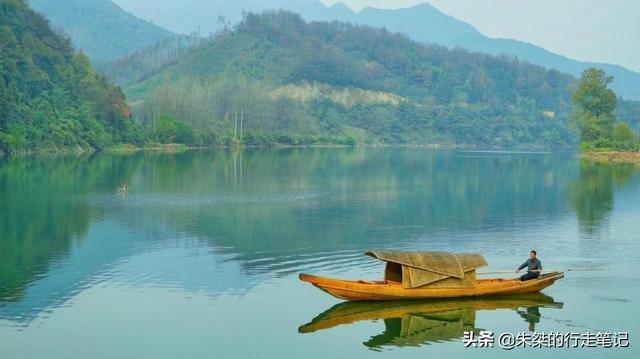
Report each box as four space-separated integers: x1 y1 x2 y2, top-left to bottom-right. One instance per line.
582 151 640 164
2 142 570 158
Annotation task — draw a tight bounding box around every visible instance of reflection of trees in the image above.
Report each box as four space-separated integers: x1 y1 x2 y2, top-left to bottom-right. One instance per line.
139 149 576 270
569 160 635 235
4 149 632 308
0 154 142 303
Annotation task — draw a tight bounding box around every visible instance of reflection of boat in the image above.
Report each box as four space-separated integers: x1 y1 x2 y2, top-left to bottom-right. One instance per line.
299 294 563 349
300 251 563 301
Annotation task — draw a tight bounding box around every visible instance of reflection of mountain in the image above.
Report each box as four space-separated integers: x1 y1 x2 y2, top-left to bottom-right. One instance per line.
0 155 149 322
299 294 563 349
0 155 141 303
138 150 578 272
0 220 139 323
1 150 636 326
569 160 636 235
0 219 255 324
0 153 263 323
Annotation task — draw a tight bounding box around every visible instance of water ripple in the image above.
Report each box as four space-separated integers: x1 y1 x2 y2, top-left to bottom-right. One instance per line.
73 191 330 209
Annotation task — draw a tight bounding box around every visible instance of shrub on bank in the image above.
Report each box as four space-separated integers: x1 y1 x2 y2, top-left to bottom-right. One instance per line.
582 139 640 152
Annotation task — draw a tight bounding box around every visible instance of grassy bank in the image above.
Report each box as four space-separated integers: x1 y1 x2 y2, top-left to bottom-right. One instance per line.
583 151 640 164
106 143 189 153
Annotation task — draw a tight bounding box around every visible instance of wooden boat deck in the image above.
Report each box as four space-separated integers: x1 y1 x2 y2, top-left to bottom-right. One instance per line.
299 272 564 301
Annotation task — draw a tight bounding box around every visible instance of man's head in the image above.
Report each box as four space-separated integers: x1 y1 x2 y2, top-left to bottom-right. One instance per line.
530 250 537 260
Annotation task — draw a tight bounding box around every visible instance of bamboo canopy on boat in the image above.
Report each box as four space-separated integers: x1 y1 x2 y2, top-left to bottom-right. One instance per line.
365 251 488 289
300 251 562 300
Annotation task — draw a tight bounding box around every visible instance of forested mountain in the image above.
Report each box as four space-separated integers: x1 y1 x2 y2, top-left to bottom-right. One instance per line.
99 36 203 87
0 0 142 154
122 11 584 147
448 32 640 103
111 0 640 101
29 0 174 62
344 4 640 102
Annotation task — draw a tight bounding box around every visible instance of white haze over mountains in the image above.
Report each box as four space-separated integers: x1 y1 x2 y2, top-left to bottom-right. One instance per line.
378 0 640 73
111 0 640 73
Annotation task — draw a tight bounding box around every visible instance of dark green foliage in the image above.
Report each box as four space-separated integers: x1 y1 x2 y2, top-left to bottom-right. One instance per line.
153 113 196 145
125 11 592 148
573 68 640 151
580 139 639 152
612 122 634 143
572 68 617 138
0 0 137 154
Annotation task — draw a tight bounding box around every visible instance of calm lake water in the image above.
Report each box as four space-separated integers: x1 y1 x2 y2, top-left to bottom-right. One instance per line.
0 148 638 358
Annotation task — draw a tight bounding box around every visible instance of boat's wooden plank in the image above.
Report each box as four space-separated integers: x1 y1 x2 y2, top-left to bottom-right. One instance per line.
299 272 564 301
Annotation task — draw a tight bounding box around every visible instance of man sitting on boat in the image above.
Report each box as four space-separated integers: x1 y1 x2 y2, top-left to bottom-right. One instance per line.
517 250 542 281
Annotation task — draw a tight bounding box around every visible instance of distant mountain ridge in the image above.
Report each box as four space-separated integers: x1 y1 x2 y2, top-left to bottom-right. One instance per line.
29 0 174 62
110 0 640 101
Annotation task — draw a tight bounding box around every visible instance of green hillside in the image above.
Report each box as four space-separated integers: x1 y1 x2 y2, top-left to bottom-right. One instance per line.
344 3 640 102
99 36 202 87
29 0 174 62
123 11 581 147
0 0 142 154
109 0 640 101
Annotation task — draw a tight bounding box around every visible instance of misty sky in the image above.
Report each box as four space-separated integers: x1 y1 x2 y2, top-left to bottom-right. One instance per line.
322 0 640 72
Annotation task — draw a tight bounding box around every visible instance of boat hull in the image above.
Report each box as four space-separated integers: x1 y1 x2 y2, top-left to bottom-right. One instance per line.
299 272 564 301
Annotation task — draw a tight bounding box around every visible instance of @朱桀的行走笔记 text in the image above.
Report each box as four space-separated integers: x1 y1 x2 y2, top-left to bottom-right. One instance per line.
462 331 629 350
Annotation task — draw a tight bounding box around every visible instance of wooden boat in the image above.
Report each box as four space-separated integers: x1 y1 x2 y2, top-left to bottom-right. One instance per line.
299 251 564 301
